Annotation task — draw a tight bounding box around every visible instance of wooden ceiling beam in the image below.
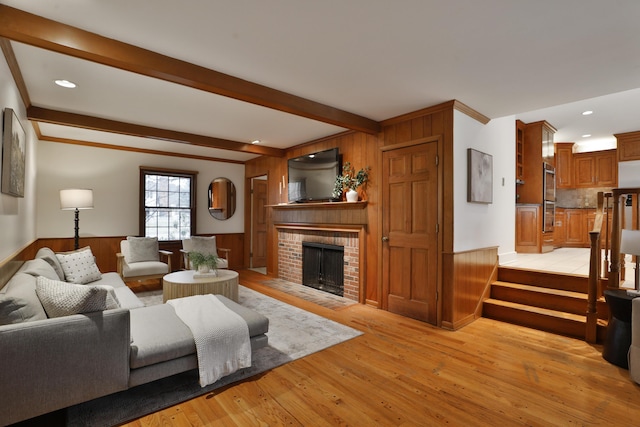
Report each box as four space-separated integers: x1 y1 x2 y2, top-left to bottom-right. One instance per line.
0 5 381 135
28 106 285 157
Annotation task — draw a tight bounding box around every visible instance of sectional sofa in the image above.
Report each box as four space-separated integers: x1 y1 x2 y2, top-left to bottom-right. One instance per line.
0 247 269 425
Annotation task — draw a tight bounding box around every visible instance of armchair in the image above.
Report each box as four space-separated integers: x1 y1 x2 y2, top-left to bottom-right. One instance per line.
116 237 172 283
181 236 230 270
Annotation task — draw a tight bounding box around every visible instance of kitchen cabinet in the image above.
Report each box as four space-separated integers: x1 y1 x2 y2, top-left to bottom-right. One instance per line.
555 143 574 189
565 209 586 246
574 149 617 188
516 205 553 253
562 208 612 248
518 120 556 204
516 120 525 181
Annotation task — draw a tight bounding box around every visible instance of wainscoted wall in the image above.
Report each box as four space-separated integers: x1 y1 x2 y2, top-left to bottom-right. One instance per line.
442 246 498 330
18 234 245 274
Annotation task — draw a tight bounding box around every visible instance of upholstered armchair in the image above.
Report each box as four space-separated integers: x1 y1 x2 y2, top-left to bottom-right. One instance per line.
116 237 172 282
181 236 230 270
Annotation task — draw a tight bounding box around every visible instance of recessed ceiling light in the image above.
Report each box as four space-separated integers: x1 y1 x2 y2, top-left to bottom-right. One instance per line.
251 140 260 144
54 79 77 88
582 110 593 116
582 134 591 138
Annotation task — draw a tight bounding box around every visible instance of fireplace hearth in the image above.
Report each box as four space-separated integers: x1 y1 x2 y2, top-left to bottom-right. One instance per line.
302 242 344 297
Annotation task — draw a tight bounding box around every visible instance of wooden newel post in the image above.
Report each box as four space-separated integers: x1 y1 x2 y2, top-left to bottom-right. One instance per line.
609 190 623 289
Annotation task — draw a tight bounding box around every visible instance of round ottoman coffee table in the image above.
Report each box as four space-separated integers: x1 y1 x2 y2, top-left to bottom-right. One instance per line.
162 269 239 303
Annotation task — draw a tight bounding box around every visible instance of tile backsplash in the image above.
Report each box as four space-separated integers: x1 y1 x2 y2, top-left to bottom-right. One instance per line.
556 187 612 208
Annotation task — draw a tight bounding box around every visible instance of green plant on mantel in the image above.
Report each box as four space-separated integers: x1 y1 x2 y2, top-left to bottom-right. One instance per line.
189 252 218 271
332 162 371 199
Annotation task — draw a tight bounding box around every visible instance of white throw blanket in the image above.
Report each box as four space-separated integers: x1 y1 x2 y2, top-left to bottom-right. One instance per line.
168 294 251 387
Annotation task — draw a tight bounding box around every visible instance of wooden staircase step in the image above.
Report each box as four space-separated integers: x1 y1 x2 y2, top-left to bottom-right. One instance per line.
498 266 588 293
483 298 606 340
491 281 609 319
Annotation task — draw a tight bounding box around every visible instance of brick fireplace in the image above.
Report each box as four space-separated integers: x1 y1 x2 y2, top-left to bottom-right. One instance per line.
270 201 368 303
277 227 361 301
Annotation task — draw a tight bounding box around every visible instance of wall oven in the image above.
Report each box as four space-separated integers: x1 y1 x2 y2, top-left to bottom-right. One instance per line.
543 163 555 202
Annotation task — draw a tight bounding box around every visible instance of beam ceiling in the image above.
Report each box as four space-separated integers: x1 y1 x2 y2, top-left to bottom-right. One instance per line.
0 4 381 143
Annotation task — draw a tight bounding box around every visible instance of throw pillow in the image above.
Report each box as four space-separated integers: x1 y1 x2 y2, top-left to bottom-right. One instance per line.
35 247 66 281
127 236 159 263
0 273 48 325
190 236 218 256
35 276 120 318
18 258 61 281
56 246 102 284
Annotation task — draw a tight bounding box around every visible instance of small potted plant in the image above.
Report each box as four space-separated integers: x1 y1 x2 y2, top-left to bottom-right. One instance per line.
190 252 219 275
333 162 370 202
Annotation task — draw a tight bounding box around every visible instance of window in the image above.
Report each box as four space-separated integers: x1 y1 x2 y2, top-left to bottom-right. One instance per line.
140 168 197 241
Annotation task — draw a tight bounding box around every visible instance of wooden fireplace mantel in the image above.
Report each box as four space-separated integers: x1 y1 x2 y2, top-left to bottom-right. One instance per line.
267 201 367 210
268 201 368 226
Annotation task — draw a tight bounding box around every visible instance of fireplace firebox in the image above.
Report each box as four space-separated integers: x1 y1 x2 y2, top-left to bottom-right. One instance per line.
302 242 344 297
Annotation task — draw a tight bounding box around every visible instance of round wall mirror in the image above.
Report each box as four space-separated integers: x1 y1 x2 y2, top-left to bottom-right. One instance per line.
208 178 236 220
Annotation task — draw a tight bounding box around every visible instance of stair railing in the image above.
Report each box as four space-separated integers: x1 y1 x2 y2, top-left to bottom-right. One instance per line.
586 192 605 343
609 188 640 289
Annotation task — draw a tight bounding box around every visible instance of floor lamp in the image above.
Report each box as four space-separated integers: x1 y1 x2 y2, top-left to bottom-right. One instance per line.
620 229 640 291
60 189 94 250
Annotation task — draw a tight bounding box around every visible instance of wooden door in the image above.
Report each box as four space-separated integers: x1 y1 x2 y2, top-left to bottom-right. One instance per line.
251 178 268 268
382 142 438 324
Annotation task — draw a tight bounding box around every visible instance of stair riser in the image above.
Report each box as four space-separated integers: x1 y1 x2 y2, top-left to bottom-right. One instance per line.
484 302 608 341
483 302 586 339
491 286 609 319
498 268 588 293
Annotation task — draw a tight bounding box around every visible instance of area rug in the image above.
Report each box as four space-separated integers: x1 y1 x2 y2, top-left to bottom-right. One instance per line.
65 286 362 427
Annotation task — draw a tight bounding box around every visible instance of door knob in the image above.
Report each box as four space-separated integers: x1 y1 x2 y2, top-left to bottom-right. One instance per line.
381 236 389 242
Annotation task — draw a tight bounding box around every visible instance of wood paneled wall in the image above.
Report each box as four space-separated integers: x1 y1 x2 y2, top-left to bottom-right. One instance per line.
442 246 498 330
20 233 245 274
246 101 458 310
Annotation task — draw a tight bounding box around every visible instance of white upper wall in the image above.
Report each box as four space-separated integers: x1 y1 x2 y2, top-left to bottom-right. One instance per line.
453 111 516 261
36 141 244 239
0 55 38 262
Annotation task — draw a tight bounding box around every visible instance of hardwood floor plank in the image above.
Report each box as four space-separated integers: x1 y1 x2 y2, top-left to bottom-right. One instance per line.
122 269 640 426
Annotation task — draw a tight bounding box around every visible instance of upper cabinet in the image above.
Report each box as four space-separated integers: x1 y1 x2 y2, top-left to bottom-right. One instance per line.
516 120 525 181
555 143 617 189
517 120 556 204
574 149 618 188
555 143 574 189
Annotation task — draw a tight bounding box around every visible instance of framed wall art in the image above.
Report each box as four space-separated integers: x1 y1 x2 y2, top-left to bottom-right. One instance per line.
1 108 26 197
467 148 493 204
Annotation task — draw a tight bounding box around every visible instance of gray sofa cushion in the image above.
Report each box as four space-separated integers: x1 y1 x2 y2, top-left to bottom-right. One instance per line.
129 304 195 369
35 247 65 280
92 272 144 309
217 295 269 337
17 258 60 281
0 273 47 325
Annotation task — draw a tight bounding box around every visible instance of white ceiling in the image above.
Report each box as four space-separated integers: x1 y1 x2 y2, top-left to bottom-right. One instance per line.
2 0 640 160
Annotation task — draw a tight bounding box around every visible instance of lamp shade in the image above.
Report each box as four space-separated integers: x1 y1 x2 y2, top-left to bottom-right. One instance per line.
60 189 94 210
620 229 640 256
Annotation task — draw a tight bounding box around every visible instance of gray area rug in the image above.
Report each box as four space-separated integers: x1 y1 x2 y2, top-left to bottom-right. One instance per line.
65 286 362 426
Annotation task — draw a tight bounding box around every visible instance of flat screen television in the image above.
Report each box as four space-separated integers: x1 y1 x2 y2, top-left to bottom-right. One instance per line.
288 148 341 202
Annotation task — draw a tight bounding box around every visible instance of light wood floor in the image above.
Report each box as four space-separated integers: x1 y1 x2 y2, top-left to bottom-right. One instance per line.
123 270 640 426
